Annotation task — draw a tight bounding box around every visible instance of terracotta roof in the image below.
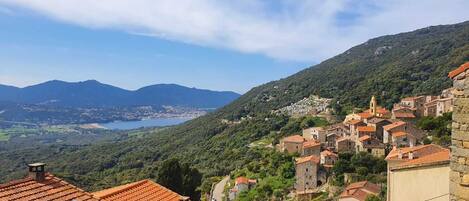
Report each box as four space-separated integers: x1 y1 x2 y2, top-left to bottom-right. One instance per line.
282 135 305 143
367 118 388 124
303 140 321 148
357 126 375 132
93 179 186 201
385 144 450 169
364 107 390 115
449 62 469 79
401 96 420 101
296 155 320 164
339 181 380 201
392 131 408 138
383 121 406 131
0 173 98 201
235 177 249 185
358 135 371 142
393 112 416 118
358 112 374 119
348 119 363 125
321 150 338 157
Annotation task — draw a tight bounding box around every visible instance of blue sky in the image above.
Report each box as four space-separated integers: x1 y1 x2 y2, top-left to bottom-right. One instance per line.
0 1 468 93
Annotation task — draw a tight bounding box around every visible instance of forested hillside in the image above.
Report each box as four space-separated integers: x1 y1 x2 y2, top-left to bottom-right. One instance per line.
1 21 468 197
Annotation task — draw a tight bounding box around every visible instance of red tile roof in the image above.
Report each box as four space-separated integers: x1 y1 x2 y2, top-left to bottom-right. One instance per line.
358 112 374 119
449 62 469 79
282 135 305 143
385 144 450 169
0 173 98 201
358 135 371 142
321 150 338 157
393 112 416 118
296 155 320 164
339 181 380 201
357 126 376 132
303 140 321 148
93 179 187 201
383 121 406 131
235 177 249 185
348 119 364 125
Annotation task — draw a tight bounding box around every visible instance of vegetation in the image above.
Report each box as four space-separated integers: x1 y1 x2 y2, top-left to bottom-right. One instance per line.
332 152 387 186
157 158 202 201
417 112 452 147
232 149 295 201
1 21 468 201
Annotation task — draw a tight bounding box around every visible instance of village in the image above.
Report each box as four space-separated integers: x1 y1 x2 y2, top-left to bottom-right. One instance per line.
224 76 456 200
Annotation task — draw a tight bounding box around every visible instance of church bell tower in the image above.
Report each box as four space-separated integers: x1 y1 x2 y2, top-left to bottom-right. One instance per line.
370 96 377 116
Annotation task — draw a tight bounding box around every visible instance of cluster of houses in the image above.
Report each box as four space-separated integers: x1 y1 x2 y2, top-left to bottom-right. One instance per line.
0 163 190 201
277 90 454 200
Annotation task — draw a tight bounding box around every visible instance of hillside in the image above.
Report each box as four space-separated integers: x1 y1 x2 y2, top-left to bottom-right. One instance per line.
1 21 468 195
0 80 240 109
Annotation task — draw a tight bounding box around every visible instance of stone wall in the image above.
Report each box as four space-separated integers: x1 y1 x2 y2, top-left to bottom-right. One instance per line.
450 68 469 200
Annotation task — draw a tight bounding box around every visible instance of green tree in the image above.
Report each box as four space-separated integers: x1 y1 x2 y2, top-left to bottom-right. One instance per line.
157 158 202 200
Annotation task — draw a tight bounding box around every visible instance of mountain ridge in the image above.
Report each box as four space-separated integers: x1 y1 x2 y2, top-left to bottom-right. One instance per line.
0 80 241 109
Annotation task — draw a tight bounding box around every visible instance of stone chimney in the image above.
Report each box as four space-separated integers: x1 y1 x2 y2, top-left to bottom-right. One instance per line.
448 62 469 200
408 151 414 160
28 163 46 182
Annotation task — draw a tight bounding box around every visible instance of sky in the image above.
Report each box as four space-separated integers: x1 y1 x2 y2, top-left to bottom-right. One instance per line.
0 1 468 93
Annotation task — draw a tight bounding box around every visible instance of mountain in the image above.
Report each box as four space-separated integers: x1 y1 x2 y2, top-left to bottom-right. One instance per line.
0 80 240 109
1 21 468 193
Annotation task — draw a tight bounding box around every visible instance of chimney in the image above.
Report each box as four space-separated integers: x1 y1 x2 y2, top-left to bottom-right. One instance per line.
28 163 46 182
398 150 403 159
409 151 414 160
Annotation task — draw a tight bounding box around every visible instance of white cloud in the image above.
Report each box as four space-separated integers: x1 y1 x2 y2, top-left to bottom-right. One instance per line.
0 0 468 62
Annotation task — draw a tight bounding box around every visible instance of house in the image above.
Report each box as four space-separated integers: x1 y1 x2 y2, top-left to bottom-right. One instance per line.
295 155 320 201
228 177 257 201
366 118 392 142
278 135 306 154
424 100 438 117
93 180 190 201
356 135 386 157
320 150 338 169
0 163 188 201
390 131 416 147
391 108 416 123
302 140 321 156
385 144 450 201
303 127 326 143
356 126 376 138
346 119 366 137
383 121 407 144
338 181 381 201
336 137 356 153
0 163 99 201
436 97 453 116
325 132 340 151
399 96 426 116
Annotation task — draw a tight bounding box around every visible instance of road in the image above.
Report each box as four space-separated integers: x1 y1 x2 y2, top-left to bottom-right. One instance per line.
212 176 230 201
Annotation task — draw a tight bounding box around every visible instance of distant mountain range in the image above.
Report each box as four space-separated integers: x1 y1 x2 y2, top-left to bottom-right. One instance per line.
0 80 240 109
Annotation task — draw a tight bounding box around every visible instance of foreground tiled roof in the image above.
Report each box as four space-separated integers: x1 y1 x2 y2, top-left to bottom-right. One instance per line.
357 112 374 119
0 173 98 201
296 155 320 164
339 181 380 201
92 179 187 201
358 135 371 142
235 177 249 185
383 121 406 131
385 144 450 169
282 135 305 143
348 119 364 125
449 62 469 79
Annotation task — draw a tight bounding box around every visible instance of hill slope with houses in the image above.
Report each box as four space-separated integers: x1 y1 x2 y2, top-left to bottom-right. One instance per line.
0 21 468 200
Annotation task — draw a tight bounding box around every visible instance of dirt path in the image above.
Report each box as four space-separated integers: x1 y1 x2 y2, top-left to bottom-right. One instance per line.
212 176 229 201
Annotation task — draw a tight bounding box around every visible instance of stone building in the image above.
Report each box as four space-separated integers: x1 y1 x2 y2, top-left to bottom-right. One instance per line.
448 61 469 200
295 155 320 200
278 135 305 154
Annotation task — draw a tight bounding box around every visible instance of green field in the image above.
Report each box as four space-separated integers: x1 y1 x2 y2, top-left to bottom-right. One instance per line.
0 131 9 141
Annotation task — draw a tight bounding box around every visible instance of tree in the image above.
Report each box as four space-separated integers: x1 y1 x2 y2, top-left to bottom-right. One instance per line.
157 158 202 200
365 194 383 201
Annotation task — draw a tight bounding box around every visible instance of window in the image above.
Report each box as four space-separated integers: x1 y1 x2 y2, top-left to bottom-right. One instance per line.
306 168 309 172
